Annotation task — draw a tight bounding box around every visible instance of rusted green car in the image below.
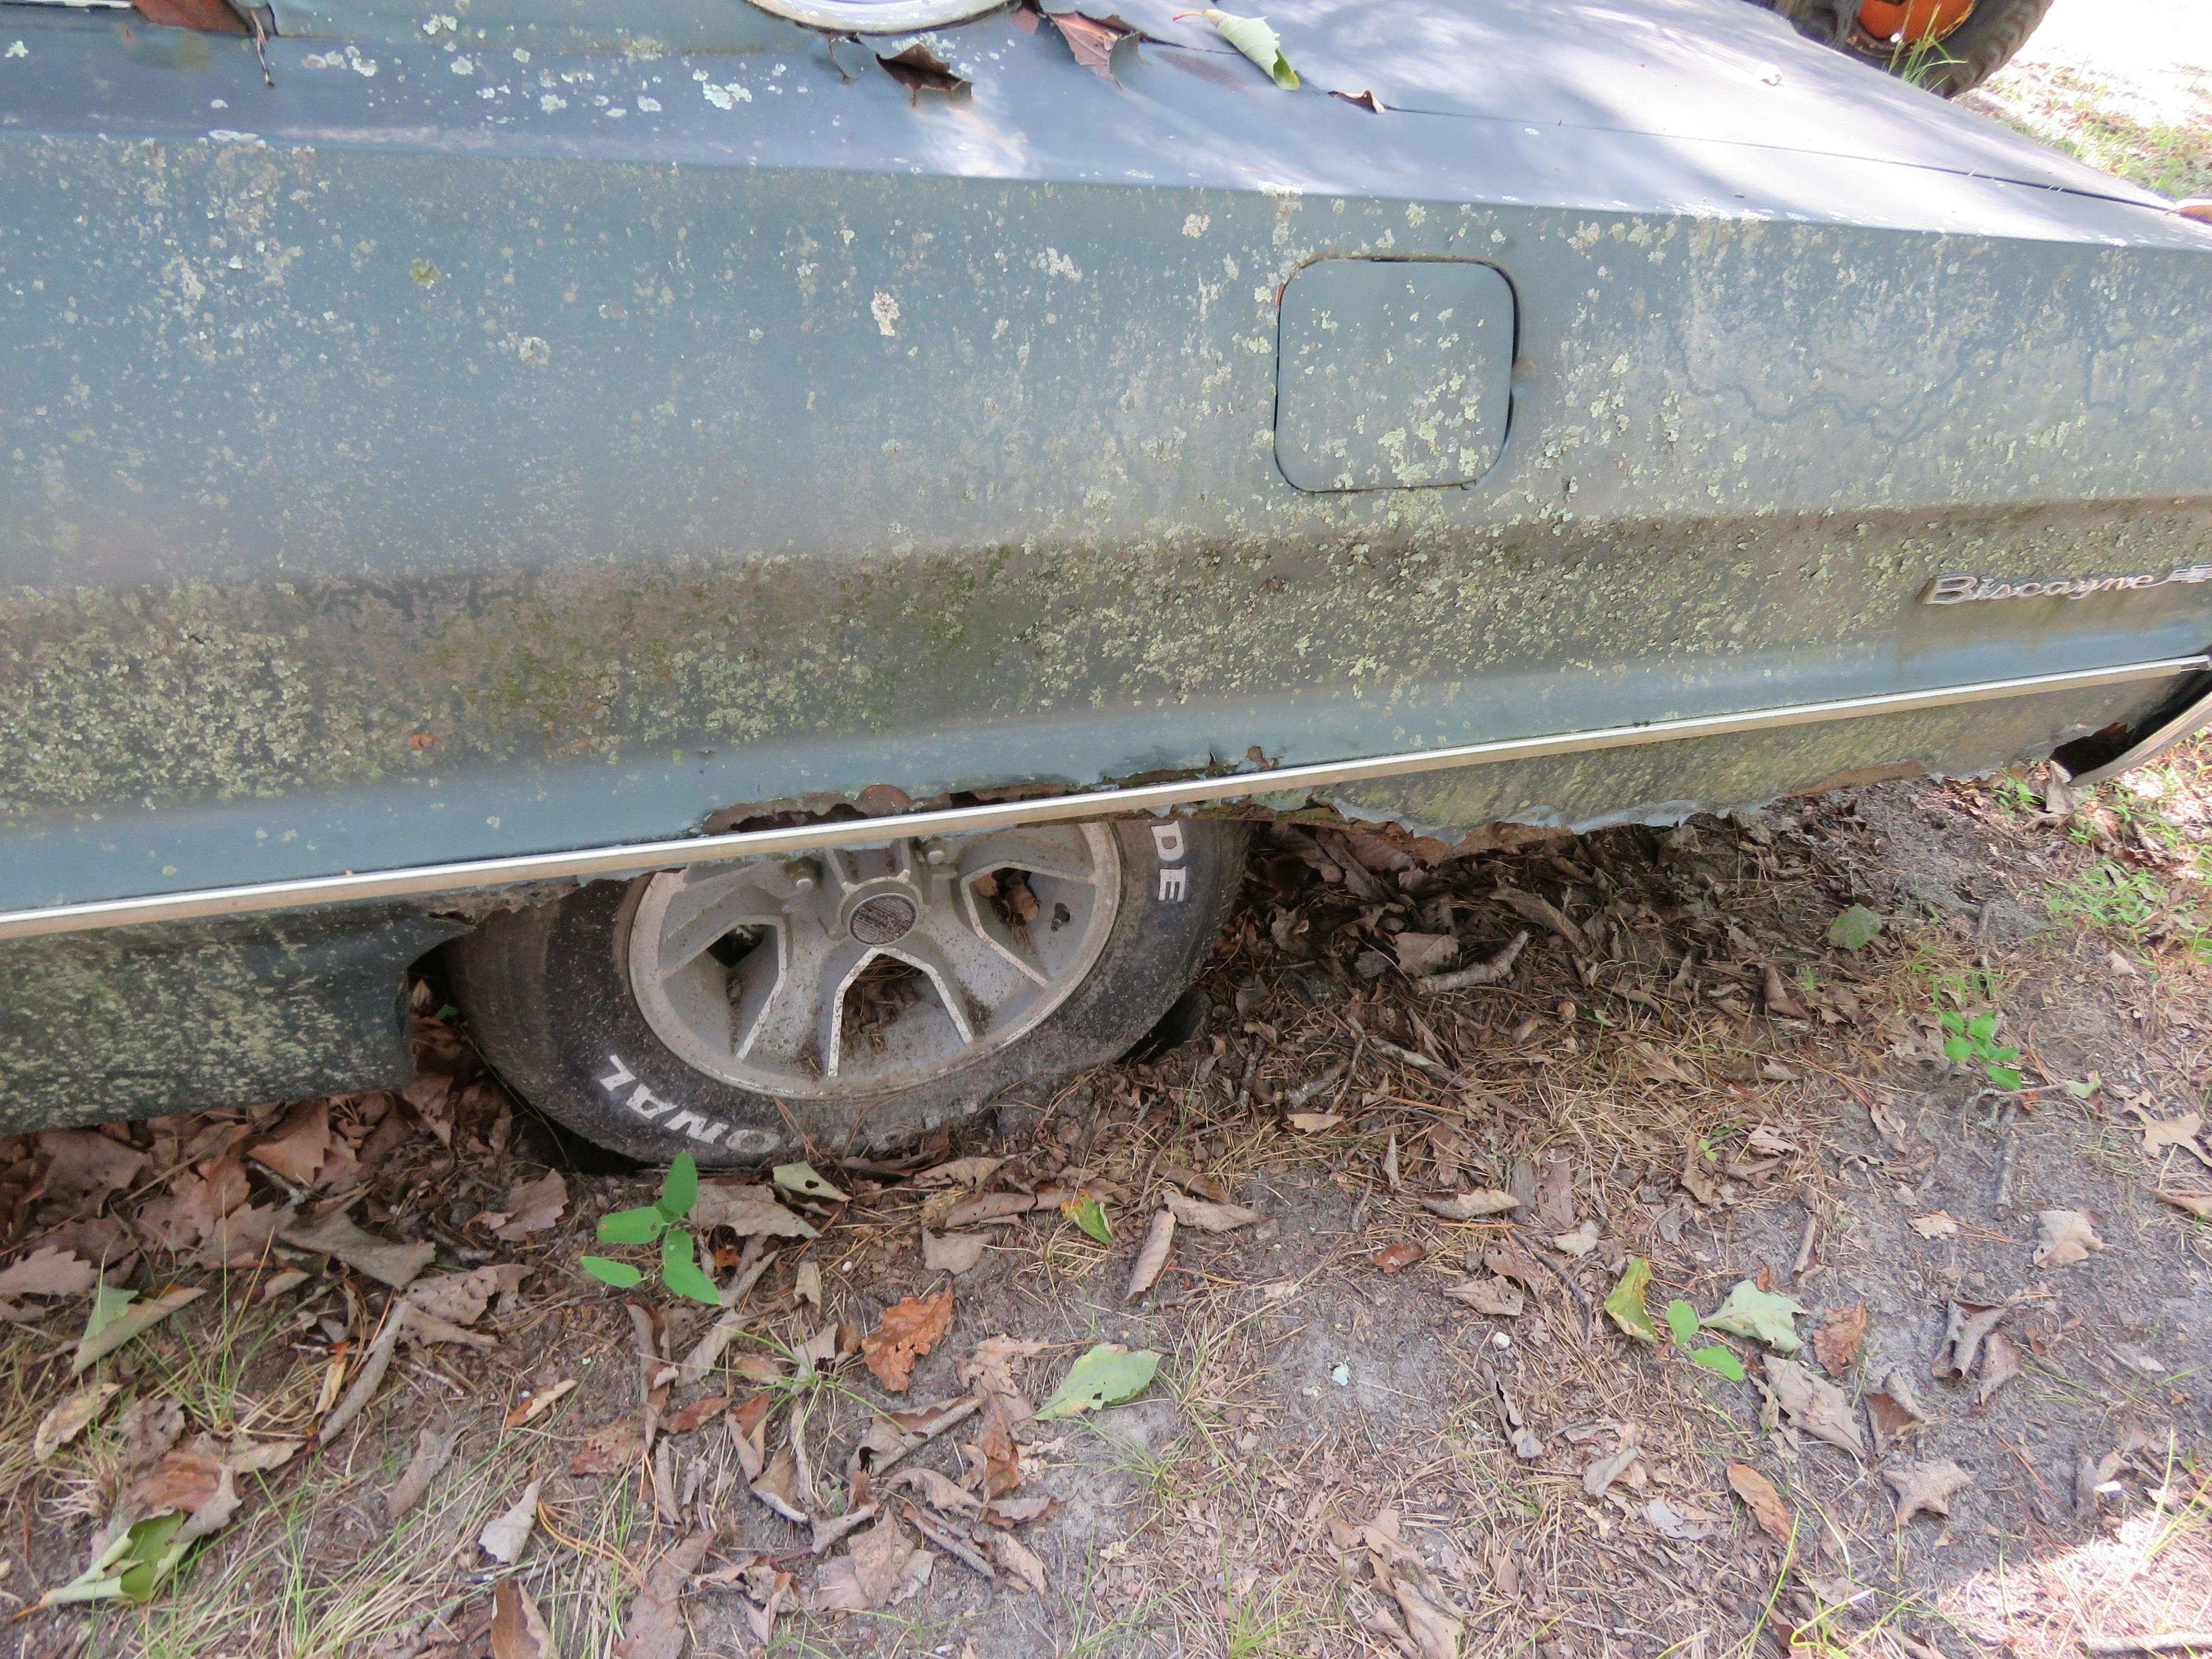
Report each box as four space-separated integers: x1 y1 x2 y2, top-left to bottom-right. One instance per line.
3 0 2209 1161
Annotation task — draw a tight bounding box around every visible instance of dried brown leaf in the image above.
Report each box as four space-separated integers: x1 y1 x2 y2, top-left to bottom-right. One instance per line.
247 1101 331 1187
570 1416 646 1476
491 1170 568 1241
1441 1275 1524 1317
1422 1190 1518 1222
1727 1461 1792 1541
921 1230 988 1275
1372 1241 1426 1273
613 1530 713 1659
0 1247 97 1299
491 1578 554 1659
1887 1460 1971 1528
1813 1305 1867 1378
1124 1208 1175 1301
1162 1191 1263 1232
862 1289 954 1393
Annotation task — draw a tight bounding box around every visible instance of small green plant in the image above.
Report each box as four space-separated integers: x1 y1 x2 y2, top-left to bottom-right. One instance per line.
1938 1007 2022 1091
1664 1300 1746 1381
581 1153 722 1305
1994 774 2041 816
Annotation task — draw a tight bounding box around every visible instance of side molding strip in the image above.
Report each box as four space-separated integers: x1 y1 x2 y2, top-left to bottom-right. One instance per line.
2 653 2202 942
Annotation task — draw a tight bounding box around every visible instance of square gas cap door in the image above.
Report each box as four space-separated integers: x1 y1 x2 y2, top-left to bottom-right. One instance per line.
1274 259 1515 493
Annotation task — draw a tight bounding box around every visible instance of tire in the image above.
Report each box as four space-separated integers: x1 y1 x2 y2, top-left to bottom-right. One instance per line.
450 817 1245 1165
1837 0 2054 96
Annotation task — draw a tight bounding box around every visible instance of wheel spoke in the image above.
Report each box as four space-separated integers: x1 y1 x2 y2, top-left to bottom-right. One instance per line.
950 825 1103 887
646 865 789 982
891 916 1041 1046
735 929 868 1076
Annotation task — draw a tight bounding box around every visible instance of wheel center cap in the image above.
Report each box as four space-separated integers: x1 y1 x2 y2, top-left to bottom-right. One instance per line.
849 892 919 946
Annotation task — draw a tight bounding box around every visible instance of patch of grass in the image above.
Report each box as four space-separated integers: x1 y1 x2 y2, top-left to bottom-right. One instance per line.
2048 859 2170 935
1975 63 2212 200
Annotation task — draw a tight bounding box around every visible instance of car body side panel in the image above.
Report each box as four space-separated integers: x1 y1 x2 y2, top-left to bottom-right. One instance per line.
0 0 2208 1119
0 906 464 1129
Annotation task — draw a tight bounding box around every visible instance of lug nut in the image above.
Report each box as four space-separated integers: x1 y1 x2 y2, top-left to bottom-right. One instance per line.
783 857 821 893
923 843 953 866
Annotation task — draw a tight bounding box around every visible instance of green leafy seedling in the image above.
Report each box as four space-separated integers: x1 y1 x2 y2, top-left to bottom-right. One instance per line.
582 1152 721 1303
1938 1008 2024 1091
1037 1343 1160 1419
658 1228 722 1306
579 1256 645 1289
1664 1298 1748 1382
1603 1257 1655 1342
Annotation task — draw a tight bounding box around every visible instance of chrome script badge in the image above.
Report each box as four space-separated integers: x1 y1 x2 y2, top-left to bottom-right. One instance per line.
1922 565 2212 605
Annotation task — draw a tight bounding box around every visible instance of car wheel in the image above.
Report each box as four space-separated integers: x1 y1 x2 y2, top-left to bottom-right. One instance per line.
1838 0 2054 95
450 818 1245 1164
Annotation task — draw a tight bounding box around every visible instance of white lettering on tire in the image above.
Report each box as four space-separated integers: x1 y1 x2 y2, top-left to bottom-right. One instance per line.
1152 821 1187 902
596 1050 773 1150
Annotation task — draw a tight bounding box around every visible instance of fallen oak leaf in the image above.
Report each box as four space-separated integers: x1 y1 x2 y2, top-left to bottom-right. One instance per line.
2154 1187 2212 1218
35 1381 121 1463
490 1170 568 1242
491 1577 555 1659
1887 1460 1972 1528
0 1247 97 1299
503 1378 578 1429
861 1289 954 1393
1443 1275 1525 1317
690 1181 819 1239
990 1530 1049 1596
279 1209 436 1290
2033 1209 2104 1267
1767 1357 1865 1456
1910 1212 1960 1239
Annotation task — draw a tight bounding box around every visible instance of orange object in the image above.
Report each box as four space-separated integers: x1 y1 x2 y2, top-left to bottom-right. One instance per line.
1857 0 1976 43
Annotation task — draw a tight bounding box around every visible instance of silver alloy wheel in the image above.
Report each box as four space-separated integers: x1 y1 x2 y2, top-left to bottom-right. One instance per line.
626 824 1122 1097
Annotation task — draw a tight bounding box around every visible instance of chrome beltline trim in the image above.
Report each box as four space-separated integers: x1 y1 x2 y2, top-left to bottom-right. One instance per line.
2 653 2202 943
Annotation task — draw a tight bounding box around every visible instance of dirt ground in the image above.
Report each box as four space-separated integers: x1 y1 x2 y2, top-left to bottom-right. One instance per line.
2 741 2210 1659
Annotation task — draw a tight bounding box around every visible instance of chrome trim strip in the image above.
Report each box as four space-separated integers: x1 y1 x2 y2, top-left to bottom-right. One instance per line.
2 653 2201 943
